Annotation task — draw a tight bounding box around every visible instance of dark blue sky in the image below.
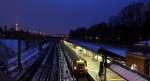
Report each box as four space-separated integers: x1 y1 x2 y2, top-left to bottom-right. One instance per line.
0 0 140 34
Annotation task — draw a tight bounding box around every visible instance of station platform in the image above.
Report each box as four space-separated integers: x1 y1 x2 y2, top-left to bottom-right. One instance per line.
65 42 126 81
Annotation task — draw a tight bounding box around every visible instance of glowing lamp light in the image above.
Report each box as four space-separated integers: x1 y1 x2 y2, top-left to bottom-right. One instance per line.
74 66 77 70
77 59 84 63
85 67 88 70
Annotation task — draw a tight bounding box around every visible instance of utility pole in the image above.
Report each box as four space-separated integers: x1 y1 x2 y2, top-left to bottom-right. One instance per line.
18 39 23 71
16 23 23 71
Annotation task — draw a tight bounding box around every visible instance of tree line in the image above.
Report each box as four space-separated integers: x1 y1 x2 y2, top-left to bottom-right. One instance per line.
69 2 150 45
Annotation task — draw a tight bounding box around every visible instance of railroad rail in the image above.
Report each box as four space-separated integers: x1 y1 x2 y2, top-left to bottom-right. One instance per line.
18 41 56 81
30 41 60 81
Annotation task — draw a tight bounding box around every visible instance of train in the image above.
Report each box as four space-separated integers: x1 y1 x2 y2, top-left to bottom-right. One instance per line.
72 59 88 76
60 41 88 77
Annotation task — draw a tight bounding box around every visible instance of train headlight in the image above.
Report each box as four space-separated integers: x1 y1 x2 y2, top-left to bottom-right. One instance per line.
85 67 88 70
74 66 77 70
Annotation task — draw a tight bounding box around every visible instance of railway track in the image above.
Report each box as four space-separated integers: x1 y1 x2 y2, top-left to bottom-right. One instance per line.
18 41 56 81
30 41 59 81
0 42 49 75
0 47 37 72
0 46 42 81
4 42 50 80
60 41 95 81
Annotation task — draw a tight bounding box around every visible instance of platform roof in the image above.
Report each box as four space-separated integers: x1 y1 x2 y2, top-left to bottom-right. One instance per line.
67 40 128 59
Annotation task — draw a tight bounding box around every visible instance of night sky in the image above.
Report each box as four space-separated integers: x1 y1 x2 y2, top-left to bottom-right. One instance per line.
0 0 142 34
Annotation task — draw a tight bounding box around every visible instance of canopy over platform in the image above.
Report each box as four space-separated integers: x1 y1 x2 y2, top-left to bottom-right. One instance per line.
66 40 128 60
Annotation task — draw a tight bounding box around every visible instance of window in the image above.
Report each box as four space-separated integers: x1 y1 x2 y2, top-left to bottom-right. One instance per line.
131 64 137 71
78 63 85 69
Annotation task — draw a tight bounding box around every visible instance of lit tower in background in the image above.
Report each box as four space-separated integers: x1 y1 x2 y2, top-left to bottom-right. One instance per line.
16 23 21 31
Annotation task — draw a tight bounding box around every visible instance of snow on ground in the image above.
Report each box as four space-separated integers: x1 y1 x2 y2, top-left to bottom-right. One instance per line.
0 39 26 53
0 39 26 64
0 40 18 53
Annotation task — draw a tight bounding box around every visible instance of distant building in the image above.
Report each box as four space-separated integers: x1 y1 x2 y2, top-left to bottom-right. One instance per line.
126 40 150 76
52 34 69 38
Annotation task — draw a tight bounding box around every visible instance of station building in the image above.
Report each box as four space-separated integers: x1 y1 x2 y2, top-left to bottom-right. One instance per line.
126 41 150 76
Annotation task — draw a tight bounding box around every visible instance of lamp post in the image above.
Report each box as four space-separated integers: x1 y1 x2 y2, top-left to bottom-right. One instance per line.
103 53 107 81
98 48 107 81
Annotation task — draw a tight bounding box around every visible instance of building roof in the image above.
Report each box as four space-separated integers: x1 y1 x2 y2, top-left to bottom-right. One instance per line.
128 40 150 57
128 46 150 57
134 40 150 47
67 40 128 59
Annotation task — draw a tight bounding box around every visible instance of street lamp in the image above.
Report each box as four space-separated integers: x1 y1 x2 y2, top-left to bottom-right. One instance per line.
98 48 107 81
96 37 99 40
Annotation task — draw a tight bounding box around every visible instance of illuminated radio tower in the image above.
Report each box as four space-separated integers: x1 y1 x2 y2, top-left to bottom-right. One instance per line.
15 23 21 31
